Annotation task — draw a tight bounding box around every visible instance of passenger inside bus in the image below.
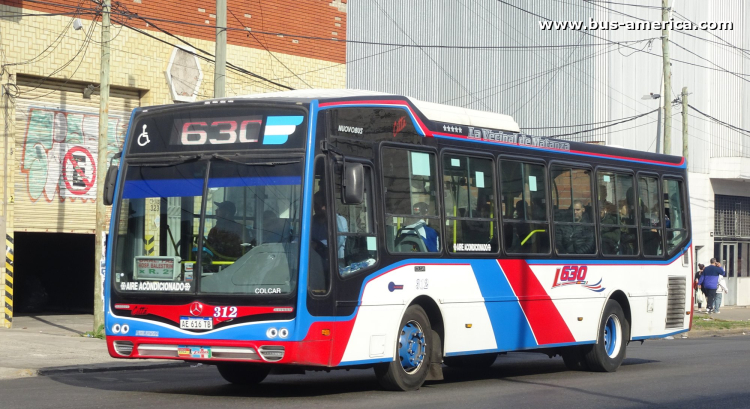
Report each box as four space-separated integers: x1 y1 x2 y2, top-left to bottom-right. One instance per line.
555 200 595 254
206 201 245 259
396 202 440 252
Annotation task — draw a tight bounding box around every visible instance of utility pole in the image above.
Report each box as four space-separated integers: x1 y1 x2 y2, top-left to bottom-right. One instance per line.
662 0 672 155
682 87 688 166
94 0 111 331
214 0 227 98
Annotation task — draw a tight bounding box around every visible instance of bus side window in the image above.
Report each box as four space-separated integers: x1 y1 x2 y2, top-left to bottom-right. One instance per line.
308 157 330 295
500 160 550 254
335 165 377 276
551 166 596 255
598 171 638 256
442 154 499 254
663 178 688 254
639 176 663 256
381 147 441 253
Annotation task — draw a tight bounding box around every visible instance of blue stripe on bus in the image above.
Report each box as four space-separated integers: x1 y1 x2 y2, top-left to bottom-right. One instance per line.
337 357 393 367
207 176 301 188
631 328 688 340
294 100 319 338
105 108 138 336
266 115 304 126
122 179 204 199
122 176 302 199
469 259 538 351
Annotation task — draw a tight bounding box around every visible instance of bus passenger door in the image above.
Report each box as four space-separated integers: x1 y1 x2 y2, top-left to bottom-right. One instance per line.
301 155 336 365
332 160 378 365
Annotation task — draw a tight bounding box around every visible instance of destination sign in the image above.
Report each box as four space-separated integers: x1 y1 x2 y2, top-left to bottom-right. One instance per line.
128 106 307 154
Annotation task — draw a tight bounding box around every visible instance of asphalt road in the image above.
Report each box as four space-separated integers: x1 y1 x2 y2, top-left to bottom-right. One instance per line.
2 336 748 409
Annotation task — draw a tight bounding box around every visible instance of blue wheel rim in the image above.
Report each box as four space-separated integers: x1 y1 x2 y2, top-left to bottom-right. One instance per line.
398 320 426 374
603 315 621 358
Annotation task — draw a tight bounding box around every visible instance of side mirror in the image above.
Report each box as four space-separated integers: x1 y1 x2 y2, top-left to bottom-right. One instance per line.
102 165 118 206
342 162 364 205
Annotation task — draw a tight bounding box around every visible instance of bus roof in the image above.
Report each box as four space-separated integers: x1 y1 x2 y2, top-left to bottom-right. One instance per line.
156 89 683 168
236 89 520 133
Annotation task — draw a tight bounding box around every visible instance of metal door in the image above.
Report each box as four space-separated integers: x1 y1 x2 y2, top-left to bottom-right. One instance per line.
722 242 738 306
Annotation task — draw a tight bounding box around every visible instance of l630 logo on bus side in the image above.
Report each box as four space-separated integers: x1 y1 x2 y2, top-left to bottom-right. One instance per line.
551 265 605 292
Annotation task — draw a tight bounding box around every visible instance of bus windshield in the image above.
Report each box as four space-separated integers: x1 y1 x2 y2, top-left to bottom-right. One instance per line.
112 159 303 296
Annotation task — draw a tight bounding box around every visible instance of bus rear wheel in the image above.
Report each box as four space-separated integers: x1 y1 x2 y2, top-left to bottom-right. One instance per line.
374 305 432 391
584 299 629 372
216 363 270 385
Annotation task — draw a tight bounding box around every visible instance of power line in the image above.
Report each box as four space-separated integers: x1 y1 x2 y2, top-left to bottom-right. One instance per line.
522 110 659 130
544 108 659 138
496 0 750 78
582 0 661 9
687 103 750 137
112 9 294 91
372 0 489 110
13 9 100 100
227 8 311 89
670 40 750 84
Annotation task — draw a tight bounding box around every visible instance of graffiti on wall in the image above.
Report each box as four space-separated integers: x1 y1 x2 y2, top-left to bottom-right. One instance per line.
20 107 126 202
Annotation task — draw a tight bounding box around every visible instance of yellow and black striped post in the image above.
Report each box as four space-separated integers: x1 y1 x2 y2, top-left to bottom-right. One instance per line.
4 234 14 328
145 235 155 256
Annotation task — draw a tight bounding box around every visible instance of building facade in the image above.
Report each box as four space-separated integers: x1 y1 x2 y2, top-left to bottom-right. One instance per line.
347 0 750 304
1 0 347 326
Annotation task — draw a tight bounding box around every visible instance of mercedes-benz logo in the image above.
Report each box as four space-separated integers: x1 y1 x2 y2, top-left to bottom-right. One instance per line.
189 302 203 316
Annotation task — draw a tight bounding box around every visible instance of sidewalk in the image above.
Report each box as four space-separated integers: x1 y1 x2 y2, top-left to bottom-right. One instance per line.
0 314 188 380
1 308 749 381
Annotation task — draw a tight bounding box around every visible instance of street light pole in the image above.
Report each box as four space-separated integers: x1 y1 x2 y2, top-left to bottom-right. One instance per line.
682 87 688 166
214 0 226 98
94 0 111 331
662 0 672 155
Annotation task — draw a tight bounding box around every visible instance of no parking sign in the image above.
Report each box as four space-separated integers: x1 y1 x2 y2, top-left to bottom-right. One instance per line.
62 146 97 197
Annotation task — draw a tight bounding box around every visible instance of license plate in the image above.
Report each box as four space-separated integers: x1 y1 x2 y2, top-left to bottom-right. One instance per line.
177 346 212 359
180 317 213 330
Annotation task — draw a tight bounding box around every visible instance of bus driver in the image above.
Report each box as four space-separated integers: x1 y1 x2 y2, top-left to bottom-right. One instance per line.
207 201 244 258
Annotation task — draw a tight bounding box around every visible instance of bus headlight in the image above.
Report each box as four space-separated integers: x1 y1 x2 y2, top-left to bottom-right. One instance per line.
112 324 121 334
266 327 278 338
279 328 289 339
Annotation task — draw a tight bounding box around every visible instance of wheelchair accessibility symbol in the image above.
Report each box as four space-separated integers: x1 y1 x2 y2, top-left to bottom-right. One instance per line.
137 124 151 147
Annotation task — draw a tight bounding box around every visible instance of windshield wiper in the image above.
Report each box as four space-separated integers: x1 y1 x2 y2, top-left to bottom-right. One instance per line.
130 154 203 167
211 154 300 166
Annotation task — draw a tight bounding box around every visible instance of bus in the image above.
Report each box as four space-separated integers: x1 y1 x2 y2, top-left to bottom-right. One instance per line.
104 90 692 391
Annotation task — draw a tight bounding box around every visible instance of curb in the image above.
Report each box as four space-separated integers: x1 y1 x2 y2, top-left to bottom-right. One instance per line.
684 328 749 339
36 361 193 376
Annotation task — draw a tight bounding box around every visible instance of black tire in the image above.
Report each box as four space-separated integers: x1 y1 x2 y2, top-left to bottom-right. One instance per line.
584 299 629 372
374 305 432 391
561 346 590 371
216 363 270 385
444 353 497 369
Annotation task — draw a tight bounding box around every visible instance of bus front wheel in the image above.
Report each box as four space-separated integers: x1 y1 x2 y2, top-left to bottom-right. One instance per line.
216 363 270 385
374 305 432 391
584 299 629 372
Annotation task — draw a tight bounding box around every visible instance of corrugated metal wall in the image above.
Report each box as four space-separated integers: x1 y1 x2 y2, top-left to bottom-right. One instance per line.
348 0 750 174
14 76 139 233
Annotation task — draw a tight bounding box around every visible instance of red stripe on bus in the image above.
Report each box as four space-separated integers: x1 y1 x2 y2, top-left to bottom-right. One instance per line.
499 259 576 345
